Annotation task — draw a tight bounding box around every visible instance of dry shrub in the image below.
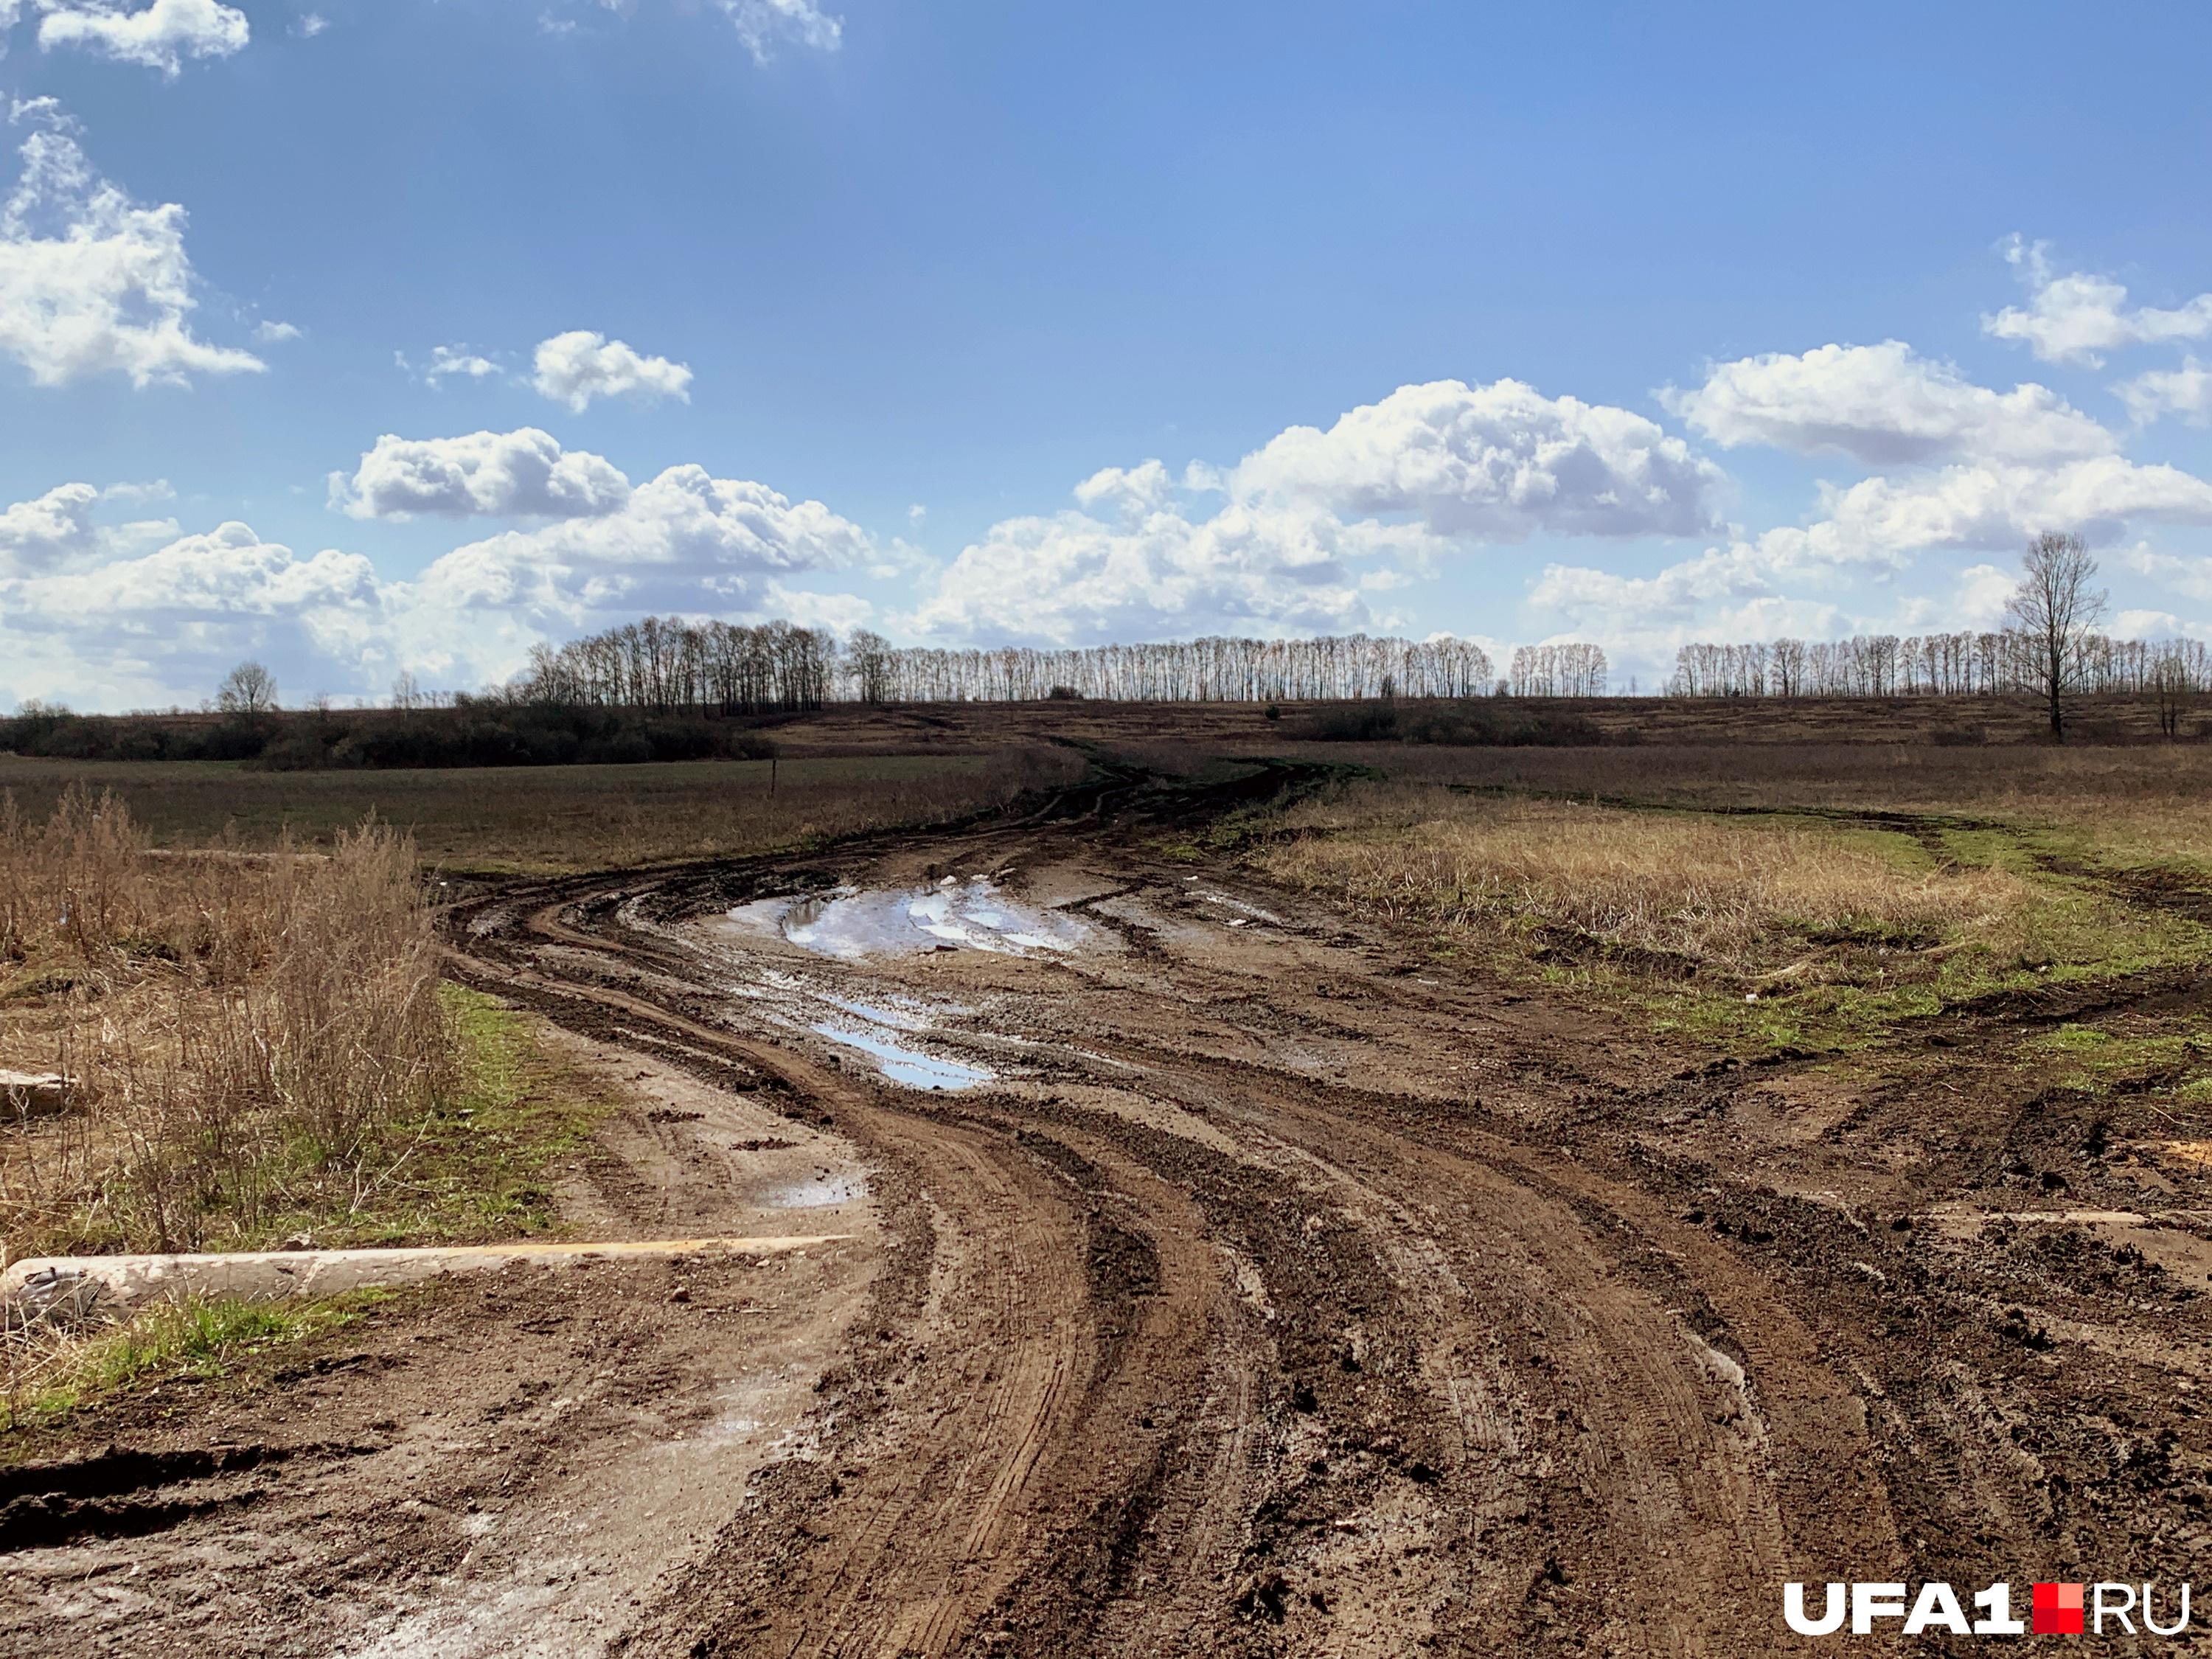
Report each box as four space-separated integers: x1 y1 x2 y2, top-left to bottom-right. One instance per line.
1262 785 2028 975
0 785 450 1259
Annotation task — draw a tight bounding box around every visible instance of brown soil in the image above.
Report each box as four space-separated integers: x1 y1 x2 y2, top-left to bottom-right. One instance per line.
4 762 2208 1655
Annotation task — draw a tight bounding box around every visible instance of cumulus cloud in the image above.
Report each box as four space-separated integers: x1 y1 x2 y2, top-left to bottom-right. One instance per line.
33 0 249 76
1 453 872 706
28 520 375 619
0 118 263 387
1233 378 1723 540
917 378 1725 644
1527 453 2212 650
916 381 1722 643
1983 237 2212 367
911 496 1397 647
333 429 633 521
1072 459 1176 516
406 463 871 625
531 330 692 413
2117 358 2212 426
1665 341 2114 467
0 481 99 574
0 514 383 709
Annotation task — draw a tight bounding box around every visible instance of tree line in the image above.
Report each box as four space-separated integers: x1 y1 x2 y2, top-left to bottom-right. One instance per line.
1665 631 2209 700
516 623 1502 708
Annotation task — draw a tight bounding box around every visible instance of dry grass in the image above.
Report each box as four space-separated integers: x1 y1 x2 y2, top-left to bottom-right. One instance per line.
1279 741 2212 868
1262 785 2031 978
0 786 451 1259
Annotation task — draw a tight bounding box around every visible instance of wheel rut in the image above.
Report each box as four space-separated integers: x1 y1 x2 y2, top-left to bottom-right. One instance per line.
428 800 1911 1658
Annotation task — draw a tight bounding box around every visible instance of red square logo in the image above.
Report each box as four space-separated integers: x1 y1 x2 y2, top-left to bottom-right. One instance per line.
2034 1582 2085 1635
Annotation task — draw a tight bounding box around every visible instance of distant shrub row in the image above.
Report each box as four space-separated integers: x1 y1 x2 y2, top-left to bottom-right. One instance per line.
0 702 777 770
1295 700 1618 746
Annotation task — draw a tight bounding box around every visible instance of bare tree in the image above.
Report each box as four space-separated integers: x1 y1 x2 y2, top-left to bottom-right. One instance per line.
216 661 279 716
2153 643 2195 740
2006 532 2107 740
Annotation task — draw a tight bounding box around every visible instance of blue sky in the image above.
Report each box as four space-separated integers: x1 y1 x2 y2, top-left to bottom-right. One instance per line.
4 0 2211 709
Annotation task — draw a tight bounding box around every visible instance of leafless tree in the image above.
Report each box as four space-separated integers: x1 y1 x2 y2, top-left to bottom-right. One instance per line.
2006 532 2107 740
2154 644 2196 740
215 661 279 715
846 630 895 704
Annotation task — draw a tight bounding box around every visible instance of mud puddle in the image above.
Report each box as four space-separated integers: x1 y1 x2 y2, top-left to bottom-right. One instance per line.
724 876 1101 961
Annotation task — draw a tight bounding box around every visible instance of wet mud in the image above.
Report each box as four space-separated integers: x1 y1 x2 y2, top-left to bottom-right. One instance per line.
6 762 2210 1655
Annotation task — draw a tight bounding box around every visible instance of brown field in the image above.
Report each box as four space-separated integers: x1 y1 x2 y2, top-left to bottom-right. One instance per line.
7 712 2212 1658
0 745 1083 872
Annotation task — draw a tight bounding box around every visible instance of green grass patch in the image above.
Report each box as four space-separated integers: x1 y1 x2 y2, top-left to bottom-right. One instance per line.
257 983 616 1248
4 1290 386 1433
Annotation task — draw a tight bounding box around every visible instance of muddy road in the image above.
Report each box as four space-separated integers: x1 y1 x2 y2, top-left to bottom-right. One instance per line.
8 767 2209 1655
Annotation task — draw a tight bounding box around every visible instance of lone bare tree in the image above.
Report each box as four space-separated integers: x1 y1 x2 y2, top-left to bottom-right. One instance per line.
2153 644 2195 739
2006 532 2106 740
215 661 279 716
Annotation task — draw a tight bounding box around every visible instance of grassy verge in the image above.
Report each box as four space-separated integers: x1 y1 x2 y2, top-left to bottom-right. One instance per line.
1 990 609 1436
237 983 618 1250
1 1289 391 1434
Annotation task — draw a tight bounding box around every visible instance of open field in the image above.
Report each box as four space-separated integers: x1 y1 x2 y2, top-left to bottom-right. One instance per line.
4 731 2211 1655
0 746 1082 872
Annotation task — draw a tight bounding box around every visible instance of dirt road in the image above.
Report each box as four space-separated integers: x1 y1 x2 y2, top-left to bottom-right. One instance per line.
7 765 2208 1655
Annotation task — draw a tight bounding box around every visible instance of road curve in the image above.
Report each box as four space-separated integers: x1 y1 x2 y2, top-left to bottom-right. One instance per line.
441 790 1905 1658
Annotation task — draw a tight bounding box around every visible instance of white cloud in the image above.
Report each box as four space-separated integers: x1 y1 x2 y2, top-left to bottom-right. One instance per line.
1982 237 2212 367
911 495 1395 647
0 120 263 387
2117 358 2212 427
2121 546 2212 607
1232 378 1723 540
1665 341 2113 467
719 0 841 60
0 480 98 574
403 463 871 627
1072 459 1175 515
593 0 840 61
333 428 633 521
1 455 874 705
33 0 249 76
424 344 498 384
293 11 325 37
531 330 692 413
24 520 375 619
0 518 383 709
253 319 301 344
918 378 1725 645
1528 454 2212 651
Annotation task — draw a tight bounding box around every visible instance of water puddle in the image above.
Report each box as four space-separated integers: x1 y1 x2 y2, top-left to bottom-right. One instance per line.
768 1172 869 1208
810 1021 993 1091
727 878 1095 961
